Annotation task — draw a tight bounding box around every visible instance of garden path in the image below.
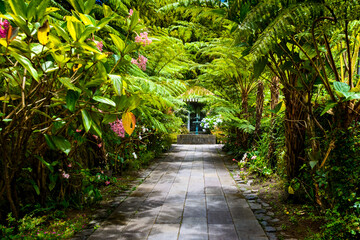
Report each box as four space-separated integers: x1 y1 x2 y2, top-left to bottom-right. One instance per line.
88 144 268 240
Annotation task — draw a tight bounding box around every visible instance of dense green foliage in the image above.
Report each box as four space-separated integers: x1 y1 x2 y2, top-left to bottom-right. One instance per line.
1 0 360 239
0 0 185 237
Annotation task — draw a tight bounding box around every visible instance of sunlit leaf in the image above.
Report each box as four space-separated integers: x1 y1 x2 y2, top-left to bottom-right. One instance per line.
109 74 122 96
288 186 294 195
122 111 136 136
38 20 50 45
73 63 82 72
12 52 39 81
93 96 116 107
309 161 318 169
8 0 26 18
333 82 350 93
320 102 337 116
110 34 125 52
0 95 21 101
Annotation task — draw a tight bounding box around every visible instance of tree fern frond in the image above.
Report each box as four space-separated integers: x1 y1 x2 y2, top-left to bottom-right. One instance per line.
237 1 323 62
107 0 130 15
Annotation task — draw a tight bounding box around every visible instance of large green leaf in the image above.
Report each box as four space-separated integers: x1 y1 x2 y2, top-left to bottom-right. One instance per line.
79 26 99 42
44 134 71 155
59 77 81 92
129 10 139 31
12 53 39 81
253 57 267 79
66 17 84 41
67 0 85 13
109 74 123 96
27 0 41 20
84 0 95 14
78 13 96 25
81 109 92 132
114 95 128 111
333 82 350 93
52 22 71 43
91 120 102 138
52 136 72 155
66 90 80 112
8 0 26 18
127 96 141 111
44 134 57 150
269 101 283 114
320 102 337 116
102 114 117 124
110 34 125 53
93 96 116 107
8 14 31 36
332 82 357 100
97 16 114 28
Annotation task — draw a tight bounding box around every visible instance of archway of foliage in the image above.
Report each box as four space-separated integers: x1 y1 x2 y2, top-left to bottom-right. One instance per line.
0 0 187 221
1 0 360 239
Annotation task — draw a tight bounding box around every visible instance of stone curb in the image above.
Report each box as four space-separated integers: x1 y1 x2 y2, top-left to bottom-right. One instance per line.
223 159 298 240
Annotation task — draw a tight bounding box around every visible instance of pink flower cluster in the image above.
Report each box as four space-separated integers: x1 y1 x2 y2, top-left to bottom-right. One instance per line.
129 9 133 17
135 32 152 46
131 55 147 71
94 40 103 52
109 119 125 138
59 169 70 179
62 172 70 179
0 19 10 38
87 37 103 52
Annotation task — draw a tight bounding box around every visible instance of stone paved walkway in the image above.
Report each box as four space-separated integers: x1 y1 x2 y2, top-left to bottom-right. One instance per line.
88 144 268 240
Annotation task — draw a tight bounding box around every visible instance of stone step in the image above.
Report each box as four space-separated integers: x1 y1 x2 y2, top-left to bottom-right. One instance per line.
177 134 216 144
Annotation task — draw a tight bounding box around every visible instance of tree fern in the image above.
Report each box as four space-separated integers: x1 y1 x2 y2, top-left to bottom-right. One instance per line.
236 0 324 62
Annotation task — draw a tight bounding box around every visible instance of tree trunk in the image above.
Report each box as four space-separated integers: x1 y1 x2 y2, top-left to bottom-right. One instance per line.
239 92 249 149
283 86 307 179
268 76 279 168
254 80 264 139
242 92 249 120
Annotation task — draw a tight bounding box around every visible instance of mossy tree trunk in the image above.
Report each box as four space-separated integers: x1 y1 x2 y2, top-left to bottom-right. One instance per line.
268 76 280 168
254 80 264 139
283 78 307 179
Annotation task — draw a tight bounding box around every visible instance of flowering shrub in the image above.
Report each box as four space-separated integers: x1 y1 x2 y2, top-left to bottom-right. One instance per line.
109 119 126 138
200 115 223 131
0 19 9 38
135 32 152 46
131 55 148 71
0 0 160 221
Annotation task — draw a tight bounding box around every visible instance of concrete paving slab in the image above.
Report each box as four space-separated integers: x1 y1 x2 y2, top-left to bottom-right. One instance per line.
87 144 267 240
208 224 238 240
147 224 180 240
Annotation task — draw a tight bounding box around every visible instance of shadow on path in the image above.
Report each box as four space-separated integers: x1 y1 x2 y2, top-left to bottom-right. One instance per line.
87 144 268 240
